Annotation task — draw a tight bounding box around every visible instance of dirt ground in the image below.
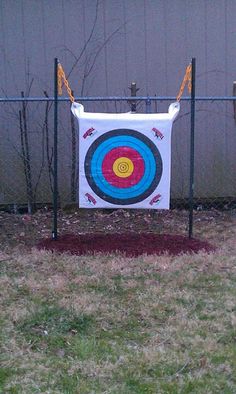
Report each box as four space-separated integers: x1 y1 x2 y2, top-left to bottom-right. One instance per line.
1 207 236 255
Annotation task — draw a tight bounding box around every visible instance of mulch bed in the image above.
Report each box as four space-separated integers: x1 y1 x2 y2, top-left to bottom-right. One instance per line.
37 233 215 257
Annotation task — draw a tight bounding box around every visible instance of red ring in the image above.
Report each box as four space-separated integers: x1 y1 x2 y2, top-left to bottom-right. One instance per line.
102 147 145 188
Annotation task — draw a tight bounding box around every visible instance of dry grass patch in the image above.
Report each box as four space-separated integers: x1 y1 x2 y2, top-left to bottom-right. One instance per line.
0 224 236 393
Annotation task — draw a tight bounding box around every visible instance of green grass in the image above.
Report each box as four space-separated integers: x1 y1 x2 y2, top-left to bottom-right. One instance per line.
0 245 236 393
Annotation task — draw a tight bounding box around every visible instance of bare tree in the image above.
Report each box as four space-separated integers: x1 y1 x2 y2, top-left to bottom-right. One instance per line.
2 0 128 209
19 91 35 213
62 0 127 96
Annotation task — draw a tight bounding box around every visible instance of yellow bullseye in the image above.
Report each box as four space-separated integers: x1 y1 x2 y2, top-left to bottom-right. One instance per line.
113 157 134 178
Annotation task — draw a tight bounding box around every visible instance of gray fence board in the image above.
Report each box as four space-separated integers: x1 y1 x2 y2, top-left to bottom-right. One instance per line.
1 0 236 205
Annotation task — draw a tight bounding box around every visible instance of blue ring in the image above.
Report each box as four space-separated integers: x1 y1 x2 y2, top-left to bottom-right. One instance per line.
91 136 156 198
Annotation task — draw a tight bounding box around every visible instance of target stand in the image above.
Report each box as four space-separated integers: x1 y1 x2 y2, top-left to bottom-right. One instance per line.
52 59 196 240
71 102 180 210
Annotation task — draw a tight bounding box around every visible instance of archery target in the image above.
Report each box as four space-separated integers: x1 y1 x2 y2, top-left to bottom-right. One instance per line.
72 100 180 209
84 129 163 205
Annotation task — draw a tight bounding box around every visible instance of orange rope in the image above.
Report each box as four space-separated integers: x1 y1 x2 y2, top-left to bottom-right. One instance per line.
176 64 192 102
57 63 75 103
57 62 191 104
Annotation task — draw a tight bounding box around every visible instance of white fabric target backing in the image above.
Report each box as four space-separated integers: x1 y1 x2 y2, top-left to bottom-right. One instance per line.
71 102 180 209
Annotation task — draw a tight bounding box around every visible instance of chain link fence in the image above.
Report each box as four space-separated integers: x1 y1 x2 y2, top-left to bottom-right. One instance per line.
0 96 236 214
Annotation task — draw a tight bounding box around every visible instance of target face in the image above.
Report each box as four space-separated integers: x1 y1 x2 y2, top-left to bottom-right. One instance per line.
84 129 163 205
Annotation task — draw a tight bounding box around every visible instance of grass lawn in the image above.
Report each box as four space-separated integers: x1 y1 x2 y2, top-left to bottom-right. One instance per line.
0 211 236 393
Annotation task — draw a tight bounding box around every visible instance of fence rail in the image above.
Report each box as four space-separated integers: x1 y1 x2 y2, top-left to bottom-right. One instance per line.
1 96 236 102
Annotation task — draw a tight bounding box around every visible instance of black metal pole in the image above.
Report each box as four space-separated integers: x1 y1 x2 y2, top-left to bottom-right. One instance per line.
52 58 58 240
188 58 196 238
146 97 151 113
129 82 139 112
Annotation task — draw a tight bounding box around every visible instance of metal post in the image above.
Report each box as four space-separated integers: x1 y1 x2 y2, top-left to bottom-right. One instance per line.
233 81 236 122
128 82 139 112
188 58 196 238
52 58 58 240
146 97 152 113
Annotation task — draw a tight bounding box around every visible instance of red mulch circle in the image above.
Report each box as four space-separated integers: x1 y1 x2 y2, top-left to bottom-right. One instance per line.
37 233 215 257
